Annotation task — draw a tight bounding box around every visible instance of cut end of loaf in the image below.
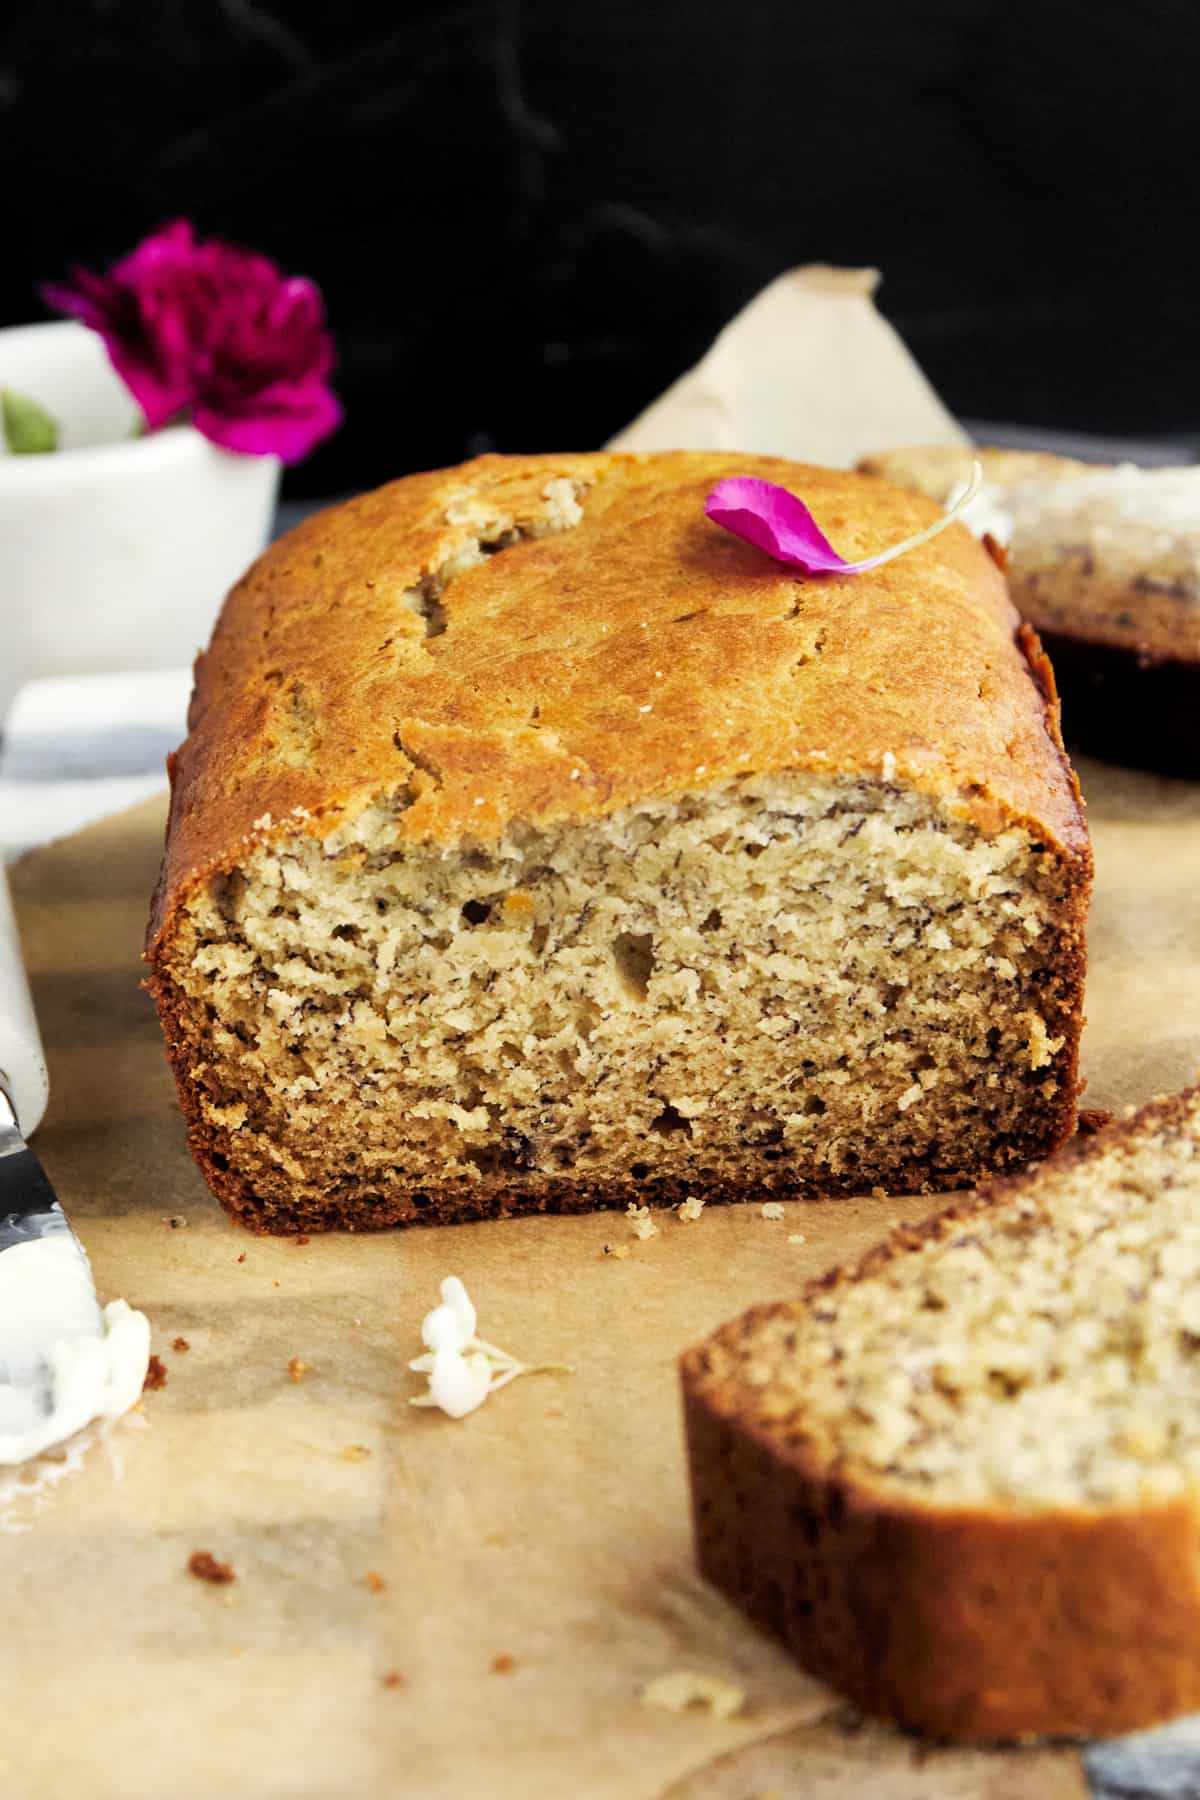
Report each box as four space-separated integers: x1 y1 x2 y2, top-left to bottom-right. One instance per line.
681 1088 1200 1743
148 768 1085 1232
690 1087 1200 1512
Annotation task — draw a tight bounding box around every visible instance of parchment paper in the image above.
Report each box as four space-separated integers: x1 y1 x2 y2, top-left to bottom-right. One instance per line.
5 270 1199 1800
4 765 1198 1800
608 265 969 464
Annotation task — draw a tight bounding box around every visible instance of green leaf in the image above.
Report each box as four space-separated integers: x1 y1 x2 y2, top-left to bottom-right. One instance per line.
1 388 59 455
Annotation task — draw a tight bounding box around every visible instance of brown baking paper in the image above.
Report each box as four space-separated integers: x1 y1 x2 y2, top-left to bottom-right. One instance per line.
3 758 1198 1800
5 264 1199 1795
608 265 969 465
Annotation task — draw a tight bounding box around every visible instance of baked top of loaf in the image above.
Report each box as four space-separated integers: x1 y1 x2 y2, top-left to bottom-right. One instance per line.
860 446 1200 659
149 451 1085 955
684 1086 1200 1512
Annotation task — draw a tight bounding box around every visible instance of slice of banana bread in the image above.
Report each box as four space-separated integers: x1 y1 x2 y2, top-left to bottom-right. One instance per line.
860 447 1200 777
682 1087 1200 1742
146 450 1090 1233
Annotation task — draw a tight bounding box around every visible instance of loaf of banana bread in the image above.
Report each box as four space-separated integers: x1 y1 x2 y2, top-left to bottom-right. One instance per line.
146 451 1090 1232
860 446 1200 776
682 1087 1200 1742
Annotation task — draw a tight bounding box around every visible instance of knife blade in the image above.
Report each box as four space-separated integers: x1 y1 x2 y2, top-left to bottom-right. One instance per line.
0 1077 150 1465
0 867 149 1466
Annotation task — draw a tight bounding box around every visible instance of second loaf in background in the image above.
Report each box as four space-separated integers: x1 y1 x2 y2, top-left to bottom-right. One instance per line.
146 452 1091 1232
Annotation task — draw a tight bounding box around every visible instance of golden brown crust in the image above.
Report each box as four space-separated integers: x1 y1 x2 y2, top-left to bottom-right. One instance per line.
147 451 1088 960
681 1087 1200 1742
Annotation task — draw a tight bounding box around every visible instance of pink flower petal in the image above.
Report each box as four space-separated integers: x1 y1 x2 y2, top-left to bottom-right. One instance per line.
705 468 982 577
704 477 852 573
103 336 194 430
41 269 192 427
193 380 342 464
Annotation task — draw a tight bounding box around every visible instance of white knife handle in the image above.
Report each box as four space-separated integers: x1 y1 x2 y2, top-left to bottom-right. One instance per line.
0 866 48 1138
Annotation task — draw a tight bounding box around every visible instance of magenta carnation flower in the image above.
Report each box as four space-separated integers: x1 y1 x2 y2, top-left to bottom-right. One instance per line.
42 220 341 464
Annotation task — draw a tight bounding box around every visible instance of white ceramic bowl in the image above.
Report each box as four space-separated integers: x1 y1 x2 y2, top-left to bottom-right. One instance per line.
0 321 280 723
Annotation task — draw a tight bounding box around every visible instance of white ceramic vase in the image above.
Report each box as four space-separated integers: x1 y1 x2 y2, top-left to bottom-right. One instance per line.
0 320 280 723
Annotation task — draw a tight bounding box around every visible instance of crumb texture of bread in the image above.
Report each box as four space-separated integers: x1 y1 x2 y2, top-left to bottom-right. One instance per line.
153 772 1084 1229
147 452 1089 1231
682 1088 1200 1742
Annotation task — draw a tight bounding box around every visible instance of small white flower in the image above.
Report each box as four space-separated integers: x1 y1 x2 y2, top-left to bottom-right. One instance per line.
409 1277 572 1419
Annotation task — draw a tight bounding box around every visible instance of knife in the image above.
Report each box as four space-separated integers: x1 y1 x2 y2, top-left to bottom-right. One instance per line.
0 868 149 1466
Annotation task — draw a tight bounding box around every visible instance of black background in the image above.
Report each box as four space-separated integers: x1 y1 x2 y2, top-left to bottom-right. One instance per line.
3 0 1197 496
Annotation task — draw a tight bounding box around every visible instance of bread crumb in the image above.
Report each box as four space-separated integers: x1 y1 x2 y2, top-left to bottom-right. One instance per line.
640 1670 746 1721
380 1670 404 1689
1078 1108 1115 1136
871 1187 888 1200
173 1336 191 1353
787 1233 806 1245
294 1234 311 1247
163 1214 189 1229
143 1354 168 1392
342 1444 372 1461
363 1571 387 1593
603 1241 631 1260
188 1550 235 1585
677 1195 705 1223
626 1203 659 1241
237 1252 247 1264
760 1202 785 1222
288 1357 311 1382
492 1653 515 1674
